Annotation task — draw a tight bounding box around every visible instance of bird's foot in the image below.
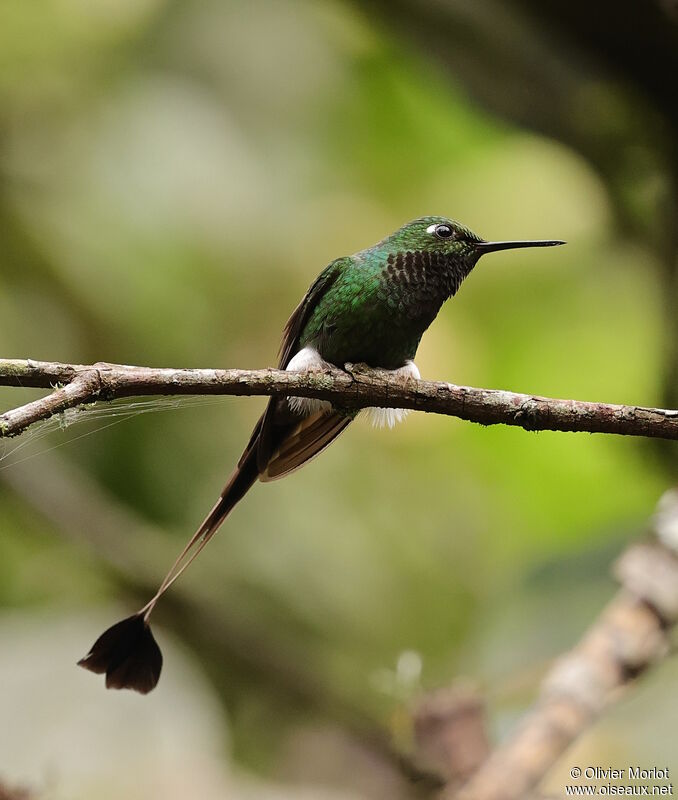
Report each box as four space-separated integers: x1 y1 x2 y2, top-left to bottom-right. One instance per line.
390 360 421 381
343 361 371 377
343 360 421 382
346 360 420 429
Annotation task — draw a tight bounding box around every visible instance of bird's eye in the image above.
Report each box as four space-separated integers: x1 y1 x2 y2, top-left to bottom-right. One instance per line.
431 223 454 239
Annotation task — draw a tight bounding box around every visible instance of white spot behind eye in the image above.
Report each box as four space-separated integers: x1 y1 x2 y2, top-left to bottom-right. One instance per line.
426 224 438 234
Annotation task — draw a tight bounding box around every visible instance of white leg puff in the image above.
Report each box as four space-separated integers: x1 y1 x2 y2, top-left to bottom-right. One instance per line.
286 347 333 416
364 360 420 429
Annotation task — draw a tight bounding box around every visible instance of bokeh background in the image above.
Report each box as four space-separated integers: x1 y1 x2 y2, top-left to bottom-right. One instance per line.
0 1 677 798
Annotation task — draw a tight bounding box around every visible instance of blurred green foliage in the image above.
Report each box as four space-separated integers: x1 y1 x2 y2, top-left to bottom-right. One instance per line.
0 1 675 797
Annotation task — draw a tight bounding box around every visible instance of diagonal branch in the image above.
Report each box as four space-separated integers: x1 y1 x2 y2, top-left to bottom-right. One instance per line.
2 357 678 441
443 489 678 800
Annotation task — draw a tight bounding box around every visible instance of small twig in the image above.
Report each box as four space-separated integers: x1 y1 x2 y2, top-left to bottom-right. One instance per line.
2 357 678 441
0 370 101 437
447 489 678 800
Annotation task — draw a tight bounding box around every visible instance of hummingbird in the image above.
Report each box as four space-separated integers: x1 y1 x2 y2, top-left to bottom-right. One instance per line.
78 216 564 693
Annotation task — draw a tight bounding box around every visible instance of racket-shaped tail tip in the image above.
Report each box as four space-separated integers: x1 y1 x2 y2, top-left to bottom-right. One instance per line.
78 612 163 694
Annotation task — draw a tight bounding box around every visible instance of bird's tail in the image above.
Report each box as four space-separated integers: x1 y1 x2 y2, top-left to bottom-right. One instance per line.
78 399 351 694
77 444 260 694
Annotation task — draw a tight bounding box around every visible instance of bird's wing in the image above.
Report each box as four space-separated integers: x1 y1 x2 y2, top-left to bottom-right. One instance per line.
276 256 347 368
203 255 351 533
248 256 351 480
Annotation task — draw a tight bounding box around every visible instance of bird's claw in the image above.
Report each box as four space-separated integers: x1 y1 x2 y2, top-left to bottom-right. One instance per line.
343 361 373 377
344 361 421 383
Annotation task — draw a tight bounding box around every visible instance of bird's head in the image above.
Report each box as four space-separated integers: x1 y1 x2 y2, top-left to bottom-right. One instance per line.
377 216 564 273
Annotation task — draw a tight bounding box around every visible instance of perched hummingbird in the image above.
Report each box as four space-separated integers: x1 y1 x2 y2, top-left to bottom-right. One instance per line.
78 216 564 693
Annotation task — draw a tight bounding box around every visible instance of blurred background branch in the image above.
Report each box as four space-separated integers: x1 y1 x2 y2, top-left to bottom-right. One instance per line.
449 489 678 799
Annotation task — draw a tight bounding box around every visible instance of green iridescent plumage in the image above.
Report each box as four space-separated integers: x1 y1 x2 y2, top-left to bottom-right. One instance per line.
79 215 563 694
299 216 484 368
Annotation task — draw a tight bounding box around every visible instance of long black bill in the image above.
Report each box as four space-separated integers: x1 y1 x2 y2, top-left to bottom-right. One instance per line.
476 239 566 254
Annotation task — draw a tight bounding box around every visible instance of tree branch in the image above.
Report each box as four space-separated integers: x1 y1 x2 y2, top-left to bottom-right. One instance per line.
2 357 678 442
445 489 678 800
